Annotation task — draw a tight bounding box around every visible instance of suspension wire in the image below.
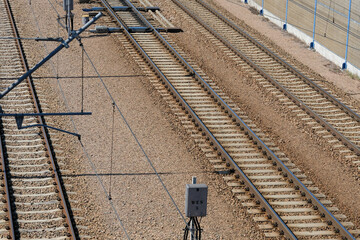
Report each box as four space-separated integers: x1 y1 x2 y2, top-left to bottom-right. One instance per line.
80 40 85 112
109 102 115 200
33 0 188 233
324 0 332 37
0 37 58 40
28 3 131 239
78 42 187 225
57 16 60 80
332 0 336 23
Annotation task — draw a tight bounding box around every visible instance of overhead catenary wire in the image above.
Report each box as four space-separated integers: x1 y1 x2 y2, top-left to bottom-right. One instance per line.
109 102 115 200
30 0 188 232
0 37 62 41
241 0 360 52
27 2 131 239
78 42 188 225
324 0 332 37
183 217 202 240
80 39 85 112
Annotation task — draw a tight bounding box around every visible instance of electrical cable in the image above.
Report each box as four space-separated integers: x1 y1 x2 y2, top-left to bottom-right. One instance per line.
332 0 335 23
80 40 85 112
30 0 189 230
194 217 198 239
78 42 188 225
324 0 332 37
27 2 131 239
183 218 191 240
183 217 202 239
0 37 62 41
56 16 60 83
108 102 115 200
237 0 360 53
195 217 202 239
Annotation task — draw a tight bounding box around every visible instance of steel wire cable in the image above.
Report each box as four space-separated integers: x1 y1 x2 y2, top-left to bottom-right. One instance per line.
26 2 131 239
78 42 188 225
239 0 360 52
31 0 188 229
108 102 115 200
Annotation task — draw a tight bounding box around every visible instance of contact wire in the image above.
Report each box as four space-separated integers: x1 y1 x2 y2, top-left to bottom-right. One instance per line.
28 2 131 239
79 42 187 225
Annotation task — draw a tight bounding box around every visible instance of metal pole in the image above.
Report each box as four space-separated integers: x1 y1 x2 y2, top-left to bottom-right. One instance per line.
67 0 71 37
310 0 318 49
283 0 289 30
342 0 352 69
190 176 197 240
260 0 264 15
0 12 103 99
192 176 197 184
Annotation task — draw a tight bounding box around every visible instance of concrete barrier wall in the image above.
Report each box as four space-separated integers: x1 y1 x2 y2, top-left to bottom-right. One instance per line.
237 0 360 78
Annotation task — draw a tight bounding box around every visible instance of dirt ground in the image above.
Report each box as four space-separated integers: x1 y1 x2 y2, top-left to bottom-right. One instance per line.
8 0 266 239
6 0 360 239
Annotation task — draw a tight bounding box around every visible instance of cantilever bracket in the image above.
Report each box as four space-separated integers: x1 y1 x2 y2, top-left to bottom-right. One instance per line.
0 12 103 100
0 112 91 140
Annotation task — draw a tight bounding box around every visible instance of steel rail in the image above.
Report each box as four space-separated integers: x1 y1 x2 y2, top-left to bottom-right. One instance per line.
0 2 15 230
179 0 360 157
3 1 27 238
195 0 360 124
3 0 77 238
0 136 14 239
99 0 295 237
101 0 355 238
170 1 357 239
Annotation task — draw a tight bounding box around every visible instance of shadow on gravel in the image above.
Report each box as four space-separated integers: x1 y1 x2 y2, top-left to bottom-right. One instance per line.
62 170 215 177
0 75 145 80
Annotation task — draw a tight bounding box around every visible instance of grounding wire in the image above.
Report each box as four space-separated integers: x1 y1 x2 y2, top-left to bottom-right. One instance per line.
80 40 85 112
27 2 131 239
324 0 332 36
233 0 360 52
244 7 360 52
0 37 59 40
79 43 187 225
109 102 115 200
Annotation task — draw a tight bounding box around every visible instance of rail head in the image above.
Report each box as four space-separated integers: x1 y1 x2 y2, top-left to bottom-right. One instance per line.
194 0 360 124
100 0 299 237
170 1 357 238
171 0 360 156
101 0 301 238
100 0 356 239
2 0 80 238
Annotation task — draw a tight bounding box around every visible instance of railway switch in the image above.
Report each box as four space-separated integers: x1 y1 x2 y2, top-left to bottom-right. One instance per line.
185 184 208 217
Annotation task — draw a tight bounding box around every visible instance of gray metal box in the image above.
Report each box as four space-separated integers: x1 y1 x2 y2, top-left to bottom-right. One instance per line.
185 184 208 217
63 0 74 11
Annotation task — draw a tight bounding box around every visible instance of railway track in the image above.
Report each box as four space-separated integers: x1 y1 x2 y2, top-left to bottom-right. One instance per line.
171 0 360 171
0 0 77 238
97 0 360 238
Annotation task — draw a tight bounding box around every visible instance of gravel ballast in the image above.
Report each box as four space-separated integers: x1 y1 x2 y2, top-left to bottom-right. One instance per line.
8 0 266 238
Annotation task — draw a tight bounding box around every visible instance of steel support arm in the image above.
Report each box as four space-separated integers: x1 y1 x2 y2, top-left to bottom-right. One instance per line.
0 12 103 99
